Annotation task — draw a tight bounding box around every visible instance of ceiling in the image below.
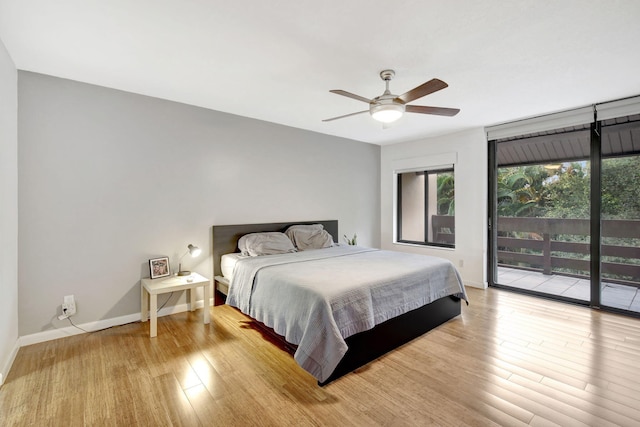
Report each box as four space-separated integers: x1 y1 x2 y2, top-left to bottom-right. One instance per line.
1 1 639 146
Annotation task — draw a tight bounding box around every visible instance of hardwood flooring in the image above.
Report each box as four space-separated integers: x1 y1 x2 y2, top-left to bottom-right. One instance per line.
2 287 640 426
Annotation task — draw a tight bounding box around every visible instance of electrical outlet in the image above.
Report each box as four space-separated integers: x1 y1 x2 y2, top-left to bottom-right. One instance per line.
459 259 464 268
62 294 76 317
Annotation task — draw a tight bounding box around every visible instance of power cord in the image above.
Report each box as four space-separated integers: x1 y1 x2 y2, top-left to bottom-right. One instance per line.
66 316 89 333
157 292 174 312
57 291 175 333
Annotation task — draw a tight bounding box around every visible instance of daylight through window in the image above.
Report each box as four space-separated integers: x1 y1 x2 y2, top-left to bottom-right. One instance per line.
396 168 455 248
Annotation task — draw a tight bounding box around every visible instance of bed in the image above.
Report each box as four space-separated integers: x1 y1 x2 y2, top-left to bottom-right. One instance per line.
212 220 467 385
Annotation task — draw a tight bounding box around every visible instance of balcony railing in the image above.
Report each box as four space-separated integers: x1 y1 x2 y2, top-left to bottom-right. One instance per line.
496 217 640 288
431 216 640 288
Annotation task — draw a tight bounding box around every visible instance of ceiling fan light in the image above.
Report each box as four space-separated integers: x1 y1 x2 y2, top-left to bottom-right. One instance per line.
370 103 404 123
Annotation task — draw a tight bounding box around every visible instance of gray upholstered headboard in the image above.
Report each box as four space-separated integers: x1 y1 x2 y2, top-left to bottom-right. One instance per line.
211 220 338 277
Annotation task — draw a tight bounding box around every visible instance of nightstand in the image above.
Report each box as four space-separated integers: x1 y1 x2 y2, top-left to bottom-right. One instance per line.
141 272 211 338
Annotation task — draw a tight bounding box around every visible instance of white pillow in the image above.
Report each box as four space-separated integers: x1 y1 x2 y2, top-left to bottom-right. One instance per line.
237 232 297 257
285 224 334 251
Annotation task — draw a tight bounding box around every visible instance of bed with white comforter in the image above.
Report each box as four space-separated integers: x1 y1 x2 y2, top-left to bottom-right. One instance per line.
226 245 467 383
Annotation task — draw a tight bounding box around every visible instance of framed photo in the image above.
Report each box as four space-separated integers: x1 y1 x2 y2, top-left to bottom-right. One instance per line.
149 257 170 279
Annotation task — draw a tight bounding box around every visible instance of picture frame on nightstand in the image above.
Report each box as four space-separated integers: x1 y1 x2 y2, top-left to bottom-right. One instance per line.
149 257 170 279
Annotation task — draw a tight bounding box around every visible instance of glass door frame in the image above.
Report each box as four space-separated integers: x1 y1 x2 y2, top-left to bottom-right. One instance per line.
488 117 638 317
589 120 602 308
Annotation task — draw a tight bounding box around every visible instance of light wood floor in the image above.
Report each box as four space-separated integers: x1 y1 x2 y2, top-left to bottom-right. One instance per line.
2 287 640 426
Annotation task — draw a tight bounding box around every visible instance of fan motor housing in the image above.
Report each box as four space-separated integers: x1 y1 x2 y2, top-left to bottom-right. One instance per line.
370 95 405 109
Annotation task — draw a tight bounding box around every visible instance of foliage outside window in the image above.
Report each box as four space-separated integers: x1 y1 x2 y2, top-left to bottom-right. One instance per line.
496 156 640 283
397 168 455 248
497 162 591 219
496 162 592 277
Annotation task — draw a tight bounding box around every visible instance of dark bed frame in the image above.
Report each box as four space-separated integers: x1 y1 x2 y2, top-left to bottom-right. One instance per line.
211 220 462 385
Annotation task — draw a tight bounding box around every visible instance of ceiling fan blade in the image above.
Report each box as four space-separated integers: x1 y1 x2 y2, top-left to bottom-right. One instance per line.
329 90 371 104
405 105 460 117
322 110 369 122
395 78 448 104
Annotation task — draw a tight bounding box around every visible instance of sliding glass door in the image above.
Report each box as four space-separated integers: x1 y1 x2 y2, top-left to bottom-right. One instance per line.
600 115 640 313
492 124 592 303
490 111 640 316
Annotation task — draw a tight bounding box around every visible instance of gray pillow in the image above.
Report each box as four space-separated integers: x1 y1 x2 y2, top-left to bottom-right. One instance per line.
238 232 297 257
285 224 334 251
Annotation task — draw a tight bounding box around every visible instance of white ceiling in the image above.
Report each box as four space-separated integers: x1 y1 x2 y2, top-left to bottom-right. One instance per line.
1 0 639 145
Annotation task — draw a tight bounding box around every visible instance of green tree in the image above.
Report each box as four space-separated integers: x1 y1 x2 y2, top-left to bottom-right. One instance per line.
497 165 550 217
497 157 640 221
544 162 590 219
437 172 455 215
601 156 640 220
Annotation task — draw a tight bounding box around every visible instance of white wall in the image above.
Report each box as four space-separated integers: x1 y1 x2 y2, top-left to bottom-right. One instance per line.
18 72 381 337
0 37 18 385
381 128 487 288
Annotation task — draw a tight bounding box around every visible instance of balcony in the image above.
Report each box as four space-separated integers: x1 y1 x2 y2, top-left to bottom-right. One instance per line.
494 216 640 311
497 217 640 283
497 266 640 311
431 215 640 311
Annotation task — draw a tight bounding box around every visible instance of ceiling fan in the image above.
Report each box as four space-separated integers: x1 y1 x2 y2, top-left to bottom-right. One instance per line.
323 69 460 124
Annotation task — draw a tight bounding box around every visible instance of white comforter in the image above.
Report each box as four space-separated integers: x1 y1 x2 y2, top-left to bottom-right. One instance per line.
226 245 467 382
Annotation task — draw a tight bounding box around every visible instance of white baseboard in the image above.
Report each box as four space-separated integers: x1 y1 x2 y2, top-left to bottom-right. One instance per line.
19 312 141 347
0 338 20 387
464 280 487 289
18 297 214 347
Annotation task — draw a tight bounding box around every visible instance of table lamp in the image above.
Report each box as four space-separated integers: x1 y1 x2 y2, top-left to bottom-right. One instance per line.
177 244 202 276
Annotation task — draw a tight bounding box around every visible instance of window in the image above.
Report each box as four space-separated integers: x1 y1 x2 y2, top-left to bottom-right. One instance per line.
396 167 455 247
487 96 640 316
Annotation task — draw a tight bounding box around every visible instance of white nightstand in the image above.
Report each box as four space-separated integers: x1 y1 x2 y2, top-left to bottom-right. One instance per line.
141 272 211 338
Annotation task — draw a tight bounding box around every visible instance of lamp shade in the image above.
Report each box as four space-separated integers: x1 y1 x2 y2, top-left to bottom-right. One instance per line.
187 244 202 257
178 244 201 276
